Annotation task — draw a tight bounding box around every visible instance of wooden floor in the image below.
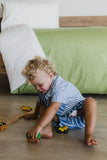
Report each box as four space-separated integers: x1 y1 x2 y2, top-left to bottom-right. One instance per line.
0 73 107 160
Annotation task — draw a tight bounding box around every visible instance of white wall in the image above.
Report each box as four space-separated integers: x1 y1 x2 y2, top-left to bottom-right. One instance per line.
0 0 107 17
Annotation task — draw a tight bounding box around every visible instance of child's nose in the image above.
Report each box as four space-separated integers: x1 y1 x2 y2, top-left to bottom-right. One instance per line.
36 85 40 90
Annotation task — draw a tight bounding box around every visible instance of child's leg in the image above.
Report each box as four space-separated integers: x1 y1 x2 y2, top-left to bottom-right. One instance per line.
78 97 98 146
38 105 53 138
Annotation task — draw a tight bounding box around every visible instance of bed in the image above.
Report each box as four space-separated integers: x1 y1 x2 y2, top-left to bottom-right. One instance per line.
0 15 107 94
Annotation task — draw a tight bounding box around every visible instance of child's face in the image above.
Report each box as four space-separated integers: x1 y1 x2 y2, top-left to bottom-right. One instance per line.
31 70 54 93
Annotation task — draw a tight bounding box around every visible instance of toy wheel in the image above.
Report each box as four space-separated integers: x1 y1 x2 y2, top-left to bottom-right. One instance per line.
64 130 68 134
36 139 39 143
28 139 32 143
57 130 62 134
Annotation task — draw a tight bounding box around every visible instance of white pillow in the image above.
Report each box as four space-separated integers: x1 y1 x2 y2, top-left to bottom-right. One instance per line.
1 0 60 31
0 24 46 93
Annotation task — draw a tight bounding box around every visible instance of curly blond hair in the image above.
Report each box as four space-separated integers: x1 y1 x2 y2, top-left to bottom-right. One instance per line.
22 56 57 83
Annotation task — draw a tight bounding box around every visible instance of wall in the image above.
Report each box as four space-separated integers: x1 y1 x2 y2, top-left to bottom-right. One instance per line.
0 0 107 17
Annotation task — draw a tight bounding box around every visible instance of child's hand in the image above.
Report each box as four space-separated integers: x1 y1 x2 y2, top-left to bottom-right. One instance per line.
28 125 42 141
24 113 38 120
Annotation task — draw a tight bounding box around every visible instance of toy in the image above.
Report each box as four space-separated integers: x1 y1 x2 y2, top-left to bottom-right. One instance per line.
6 112 31 125
26 132 41 143
22 105 33 111
57 126 68 134
0 121 7 131
0 109 34 131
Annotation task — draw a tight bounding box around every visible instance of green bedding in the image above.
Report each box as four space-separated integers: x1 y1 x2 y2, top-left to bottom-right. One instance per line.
13 27 107 94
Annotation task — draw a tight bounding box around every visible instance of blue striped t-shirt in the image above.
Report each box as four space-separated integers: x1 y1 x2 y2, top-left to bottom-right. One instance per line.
38 76 85 116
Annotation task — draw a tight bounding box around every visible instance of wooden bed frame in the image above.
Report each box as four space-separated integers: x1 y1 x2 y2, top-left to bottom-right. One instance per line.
1 16 107 73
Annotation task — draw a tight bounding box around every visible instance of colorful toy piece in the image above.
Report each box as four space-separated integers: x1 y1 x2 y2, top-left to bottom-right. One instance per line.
0 121 7 131
22 105 33 111
57 126 68 134
26 132 41 143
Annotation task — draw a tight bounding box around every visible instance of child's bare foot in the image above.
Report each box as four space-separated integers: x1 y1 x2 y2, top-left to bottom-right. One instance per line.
85 134 98 146
40 127 53 138
39 122 53 139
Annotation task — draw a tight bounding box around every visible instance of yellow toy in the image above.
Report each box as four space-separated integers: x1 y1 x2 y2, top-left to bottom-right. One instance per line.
0 121 7 131
22 105 32 111
57 126 68 134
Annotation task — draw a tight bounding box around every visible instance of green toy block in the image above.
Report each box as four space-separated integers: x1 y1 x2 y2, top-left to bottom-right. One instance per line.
26 132 41 143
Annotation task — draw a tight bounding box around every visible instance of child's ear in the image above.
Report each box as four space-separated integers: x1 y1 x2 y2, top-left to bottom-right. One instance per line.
49 72 54 79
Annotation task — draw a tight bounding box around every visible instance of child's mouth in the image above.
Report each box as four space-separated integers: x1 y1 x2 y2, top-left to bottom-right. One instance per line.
39 89 46 93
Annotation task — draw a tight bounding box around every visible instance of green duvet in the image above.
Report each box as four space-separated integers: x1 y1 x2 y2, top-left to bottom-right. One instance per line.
13 27 107 94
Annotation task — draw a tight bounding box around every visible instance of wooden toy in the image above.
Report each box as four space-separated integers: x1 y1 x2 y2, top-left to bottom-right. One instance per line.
6 112 33 125
26 132 41 143
0 109 34 131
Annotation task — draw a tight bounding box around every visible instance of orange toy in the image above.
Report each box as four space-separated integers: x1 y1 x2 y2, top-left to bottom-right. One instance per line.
0 121 7 131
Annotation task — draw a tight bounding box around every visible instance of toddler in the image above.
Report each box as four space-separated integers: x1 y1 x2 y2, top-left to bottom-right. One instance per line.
22 56 98 146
